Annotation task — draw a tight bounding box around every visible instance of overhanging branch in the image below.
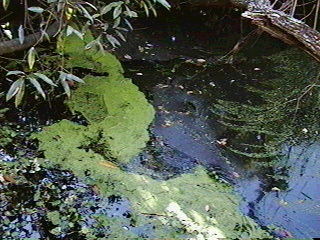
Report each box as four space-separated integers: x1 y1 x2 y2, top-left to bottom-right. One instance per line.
0 21 61 55
242 10 320 62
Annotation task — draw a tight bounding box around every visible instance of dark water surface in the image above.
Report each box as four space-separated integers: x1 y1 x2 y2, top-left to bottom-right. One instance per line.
235 143 320 238
119 8 320 238
1 6 319 239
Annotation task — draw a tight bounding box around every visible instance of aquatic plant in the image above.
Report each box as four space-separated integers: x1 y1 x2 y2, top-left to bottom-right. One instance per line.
32 32 270 239
0 0 171 106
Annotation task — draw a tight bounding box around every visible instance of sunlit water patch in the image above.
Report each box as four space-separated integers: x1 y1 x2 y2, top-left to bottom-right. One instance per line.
237 142 320 238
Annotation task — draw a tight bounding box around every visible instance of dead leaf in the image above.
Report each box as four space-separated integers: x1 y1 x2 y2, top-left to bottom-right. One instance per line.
98 161 119 169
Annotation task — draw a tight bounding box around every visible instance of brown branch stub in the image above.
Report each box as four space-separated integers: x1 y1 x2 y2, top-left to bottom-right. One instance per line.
0 21 61 55
242 10 320 62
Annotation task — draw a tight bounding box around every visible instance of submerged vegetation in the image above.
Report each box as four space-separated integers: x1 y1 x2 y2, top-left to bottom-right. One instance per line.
9 32 268 238
1 0 320 237
212 49 320 160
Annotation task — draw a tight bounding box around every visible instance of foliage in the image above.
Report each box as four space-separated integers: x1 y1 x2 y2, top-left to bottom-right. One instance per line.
0 0 171 105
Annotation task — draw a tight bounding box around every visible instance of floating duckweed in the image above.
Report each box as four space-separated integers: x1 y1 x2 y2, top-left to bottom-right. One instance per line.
32 32 272 238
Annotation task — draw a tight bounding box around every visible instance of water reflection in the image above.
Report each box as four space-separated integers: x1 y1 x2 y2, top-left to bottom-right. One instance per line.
237 143 320 238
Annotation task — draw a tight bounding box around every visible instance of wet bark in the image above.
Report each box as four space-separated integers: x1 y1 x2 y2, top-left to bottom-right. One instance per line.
238 0 320 62
178 0 320 62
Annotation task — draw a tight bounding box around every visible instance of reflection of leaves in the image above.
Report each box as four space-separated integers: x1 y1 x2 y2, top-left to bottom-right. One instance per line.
155 0 171 10
2 0 10 10
140 1 149 16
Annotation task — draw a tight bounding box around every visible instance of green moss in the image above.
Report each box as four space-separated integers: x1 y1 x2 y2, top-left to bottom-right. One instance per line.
34 32 270 238
36 121 269 238
58 30 123 77
41 31 155 163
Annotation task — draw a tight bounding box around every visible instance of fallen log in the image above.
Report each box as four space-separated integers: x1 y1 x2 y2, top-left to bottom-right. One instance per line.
242 9 320 62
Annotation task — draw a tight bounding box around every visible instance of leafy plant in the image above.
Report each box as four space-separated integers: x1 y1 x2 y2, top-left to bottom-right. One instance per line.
5 69 84 106
0 0 171 105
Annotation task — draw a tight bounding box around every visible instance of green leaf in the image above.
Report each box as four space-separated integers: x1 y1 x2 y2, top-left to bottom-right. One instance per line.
113 17 121 28
6 70 25 76
6 78 25 101
77 4 94 23
2 0 10 11
101 1 123 15
85 38 99 50
28 6 44 13
33 73 57 86
100 4 113 15
113 5 122 19
65 73 85 83
27 47 36 70
155 0 170 9
14 82 25 107
59 72 71 98
18 25 24 44
66 25 83 39
124 5 137 18
61 79 71 98
28 76 46 99
106 34 121 47
83 1 97 11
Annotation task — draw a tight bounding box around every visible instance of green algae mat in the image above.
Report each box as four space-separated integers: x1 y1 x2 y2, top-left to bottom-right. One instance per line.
34 32 270 239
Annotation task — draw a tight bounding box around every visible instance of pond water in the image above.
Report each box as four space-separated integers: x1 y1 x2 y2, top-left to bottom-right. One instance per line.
1 6 320 239
123 57 320 238
118 7 320 238
236 143 320 238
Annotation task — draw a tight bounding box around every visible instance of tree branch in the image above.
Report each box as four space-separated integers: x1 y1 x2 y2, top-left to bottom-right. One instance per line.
0 21 61 55
242 10 320 62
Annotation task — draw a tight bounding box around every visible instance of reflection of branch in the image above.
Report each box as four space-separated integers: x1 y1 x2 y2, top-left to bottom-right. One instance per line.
0 21 61 55
294 72 320 118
